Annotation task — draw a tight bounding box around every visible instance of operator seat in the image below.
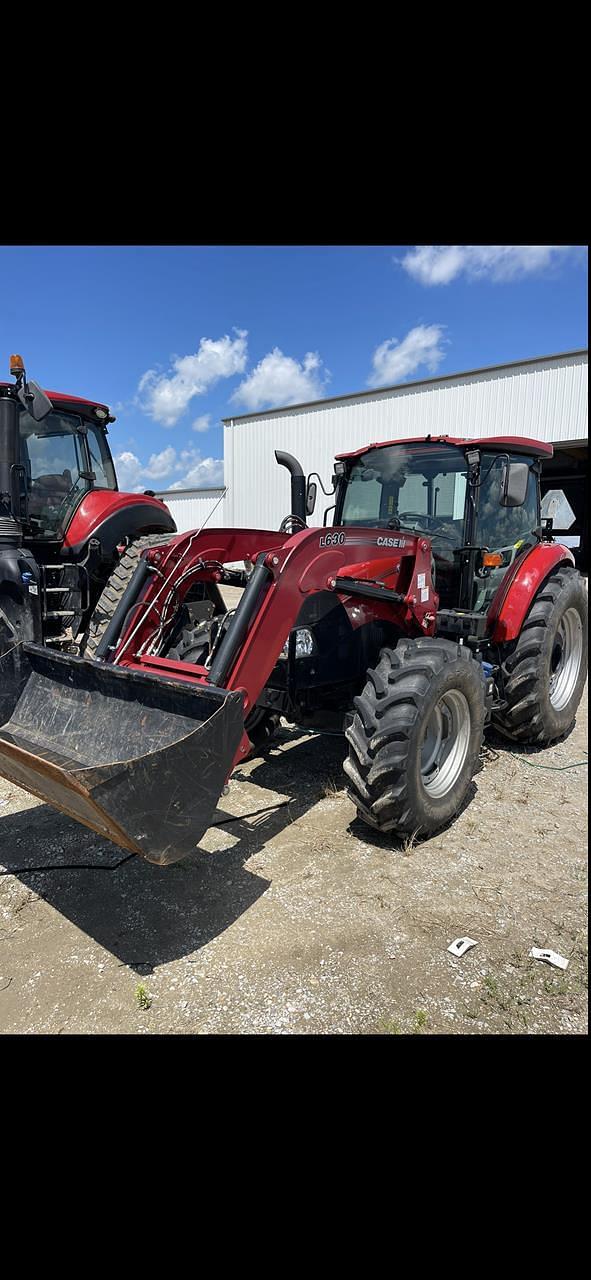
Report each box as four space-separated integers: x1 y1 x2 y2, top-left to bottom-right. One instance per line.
28 469 73 519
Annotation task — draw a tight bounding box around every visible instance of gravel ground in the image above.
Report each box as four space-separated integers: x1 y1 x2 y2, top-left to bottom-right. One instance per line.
0 594 587 1035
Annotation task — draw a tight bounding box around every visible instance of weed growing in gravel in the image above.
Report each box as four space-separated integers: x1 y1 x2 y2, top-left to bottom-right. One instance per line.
135 982 152 1010
401 829 421 856
414 1009 428 1031
479 971 533 1030
543 976 569 996
377 1017 401 1034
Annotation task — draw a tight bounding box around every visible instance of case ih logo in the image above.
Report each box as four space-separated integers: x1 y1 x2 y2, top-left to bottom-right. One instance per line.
319 532 346 547
376 536 409 548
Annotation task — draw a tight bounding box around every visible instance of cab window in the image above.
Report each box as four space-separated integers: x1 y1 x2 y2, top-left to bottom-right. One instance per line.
473 452 539 612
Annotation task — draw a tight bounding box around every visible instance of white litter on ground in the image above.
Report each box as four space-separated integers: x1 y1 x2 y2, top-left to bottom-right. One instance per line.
530 948 569 971
447 937 478 958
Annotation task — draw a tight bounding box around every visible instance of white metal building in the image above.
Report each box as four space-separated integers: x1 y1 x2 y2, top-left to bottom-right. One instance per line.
154 485 226 533
157 348 588 566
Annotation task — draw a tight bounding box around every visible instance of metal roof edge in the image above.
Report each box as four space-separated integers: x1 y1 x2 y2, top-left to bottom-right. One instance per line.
154 485 226 497
222 348 588 424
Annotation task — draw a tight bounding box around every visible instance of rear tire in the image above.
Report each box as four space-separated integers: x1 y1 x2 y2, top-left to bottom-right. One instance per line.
0 592 35 657
344 638 486 838
79 535 173 660
493 564 587 744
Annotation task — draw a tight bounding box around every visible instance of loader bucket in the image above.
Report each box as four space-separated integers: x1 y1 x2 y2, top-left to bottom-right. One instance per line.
0 644 244 865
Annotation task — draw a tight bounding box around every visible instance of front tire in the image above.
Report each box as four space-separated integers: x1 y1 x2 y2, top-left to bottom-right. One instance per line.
494 565 587 744
79 535 173 660
344 638 486 837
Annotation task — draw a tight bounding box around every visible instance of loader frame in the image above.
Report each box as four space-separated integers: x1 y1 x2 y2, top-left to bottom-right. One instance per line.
108 524 439 770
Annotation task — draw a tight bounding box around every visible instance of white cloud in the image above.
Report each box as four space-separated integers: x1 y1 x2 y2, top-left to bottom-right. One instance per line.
114 446 223 493
169 455 224 489
368 324 447 388
138 329 248 426
113 450 145 491
232 347 329 412
192 413 211 433
144 446 177 479
399 245 581 286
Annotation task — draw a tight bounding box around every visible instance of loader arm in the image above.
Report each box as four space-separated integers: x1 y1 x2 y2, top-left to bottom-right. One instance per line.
115 524 439 771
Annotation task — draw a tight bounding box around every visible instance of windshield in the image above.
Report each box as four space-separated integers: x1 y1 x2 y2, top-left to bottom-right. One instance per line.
18 406 116 539
340 444 468 539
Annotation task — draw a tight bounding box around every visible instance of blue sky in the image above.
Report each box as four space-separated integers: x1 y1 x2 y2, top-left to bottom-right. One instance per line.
0 244 587 492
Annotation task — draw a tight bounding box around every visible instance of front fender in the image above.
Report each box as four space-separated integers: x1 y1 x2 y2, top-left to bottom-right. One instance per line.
488 541 575 643
63 490 176 556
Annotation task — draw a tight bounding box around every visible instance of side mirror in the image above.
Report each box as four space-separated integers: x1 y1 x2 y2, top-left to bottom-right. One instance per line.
17 379 53 422
306 480 317 516
501 461 529 507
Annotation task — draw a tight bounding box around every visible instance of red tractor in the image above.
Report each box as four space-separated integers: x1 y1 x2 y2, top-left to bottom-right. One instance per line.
0 355 176 659
0 429 586 865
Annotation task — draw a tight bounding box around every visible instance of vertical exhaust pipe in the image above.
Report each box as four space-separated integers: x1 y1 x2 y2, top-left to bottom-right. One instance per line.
0 390 22 543
275 450 307 524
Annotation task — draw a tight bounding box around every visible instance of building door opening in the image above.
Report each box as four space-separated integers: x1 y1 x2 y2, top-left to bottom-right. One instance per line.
541 442 588 574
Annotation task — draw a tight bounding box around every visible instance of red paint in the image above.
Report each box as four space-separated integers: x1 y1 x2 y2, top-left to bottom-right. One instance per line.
336 434 554 461
113 525 439 771
63 489 174 548
0 382 110 417
488 541 574 642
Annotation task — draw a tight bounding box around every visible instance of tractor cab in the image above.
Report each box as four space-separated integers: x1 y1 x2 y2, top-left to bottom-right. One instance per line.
0 355 175 656
334 435 551 615
17 398 117 541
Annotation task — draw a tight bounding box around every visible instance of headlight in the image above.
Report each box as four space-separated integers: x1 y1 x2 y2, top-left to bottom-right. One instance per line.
278 628 317 660
294 628 315 658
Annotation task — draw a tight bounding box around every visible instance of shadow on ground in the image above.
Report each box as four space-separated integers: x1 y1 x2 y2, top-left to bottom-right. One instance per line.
1 717 563 971
0 730 347 971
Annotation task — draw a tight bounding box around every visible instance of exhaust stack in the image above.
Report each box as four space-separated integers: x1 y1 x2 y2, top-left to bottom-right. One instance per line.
0 390 22 544
275 450 307 525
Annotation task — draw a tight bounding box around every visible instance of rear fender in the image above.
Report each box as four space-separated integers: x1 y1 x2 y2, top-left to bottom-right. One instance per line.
488 541 575 643
63 491 176 556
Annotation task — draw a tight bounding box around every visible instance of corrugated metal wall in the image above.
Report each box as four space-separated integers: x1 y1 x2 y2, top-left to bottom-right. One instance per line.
223 351 588 531
154 486 226 533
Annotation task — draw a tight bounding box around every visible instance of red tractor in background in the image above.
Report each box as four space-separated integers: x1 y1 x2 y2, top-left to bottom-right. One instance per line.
0 355 176 659
0 411 587 868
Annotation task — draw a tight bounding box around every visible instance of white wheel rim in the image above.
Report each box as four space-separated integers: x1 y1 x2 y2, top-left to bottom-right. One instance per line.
549 607 583 712
420 689 471 799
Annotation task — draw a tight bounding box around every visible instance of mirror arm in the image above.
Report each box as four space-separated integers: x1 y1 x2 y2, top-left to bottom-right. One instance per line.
307 471 336 497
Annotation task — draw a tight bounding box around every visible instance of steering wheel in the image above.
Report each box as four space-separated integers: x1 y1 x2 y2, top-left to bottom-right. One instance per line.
398 512 456 542
279 514 307 534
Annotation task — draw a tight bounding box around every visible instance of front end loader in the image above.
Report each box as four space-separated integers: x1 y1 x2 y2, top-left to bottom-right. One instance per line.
0 435 587 865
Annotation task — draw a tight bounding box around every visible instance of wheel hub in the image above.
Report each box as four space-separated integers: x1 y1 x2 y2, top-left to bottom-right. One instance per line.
549 607 583 711
420 689 471 799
